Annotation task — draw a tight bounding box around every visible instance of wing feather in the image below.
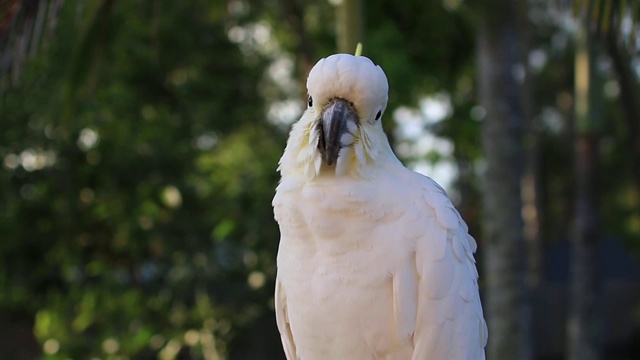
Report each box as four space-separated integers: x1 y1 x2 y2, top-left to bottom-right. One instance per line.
422 180 461 230
275 278 297 360
413 215 447 261
420 247 455 300
395 173 487 360
392 256 419 342
451 230 467 262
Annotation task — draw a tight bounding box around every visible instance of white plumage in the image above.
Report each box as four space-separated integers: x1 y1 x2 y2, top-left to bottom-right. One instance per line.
273 53 487 360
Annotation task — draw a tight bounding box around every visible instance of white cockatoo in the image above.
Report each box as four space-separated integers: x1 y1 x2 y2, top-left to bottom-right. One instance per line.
273 53 487 360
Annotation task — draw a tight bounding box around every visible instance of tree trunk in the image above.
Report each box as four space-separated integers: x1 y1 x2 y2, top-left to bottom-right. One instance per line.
476 0 532 359
520 0 542 305
566 12 602 360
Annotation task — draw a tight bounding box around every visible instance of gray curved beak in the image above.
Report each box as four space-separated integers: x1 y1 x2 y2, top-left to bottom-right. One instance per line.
318 98 357 166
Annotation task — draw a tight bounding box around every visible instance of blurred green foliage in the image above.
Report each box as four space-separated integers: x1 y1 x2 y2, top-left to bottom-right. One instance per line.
1 0 639 359
1 0 284 358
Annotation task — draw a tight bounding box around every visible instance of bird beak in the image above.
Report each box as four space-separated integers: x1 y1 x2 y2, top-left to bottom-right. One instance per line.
318 98 357 166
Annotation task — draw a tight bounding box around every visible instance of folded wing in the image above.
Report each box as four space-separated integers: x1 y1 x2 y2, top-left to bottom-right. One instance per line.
393 175 488 360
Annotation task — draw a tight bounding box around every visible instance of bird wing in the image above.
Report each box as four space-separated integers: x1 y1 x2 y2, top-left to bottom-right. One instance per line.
275 276 297 360
393 173 488 360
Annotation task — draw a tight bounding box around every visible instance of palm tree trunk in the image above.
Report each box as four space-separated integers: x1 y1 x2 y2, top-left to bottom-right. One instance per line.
476 0 532 358
566 9 603 360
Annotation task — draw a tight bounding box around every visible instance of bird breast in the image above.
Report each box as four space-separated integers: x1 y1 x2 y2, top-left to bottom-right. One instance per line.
274 177 416 359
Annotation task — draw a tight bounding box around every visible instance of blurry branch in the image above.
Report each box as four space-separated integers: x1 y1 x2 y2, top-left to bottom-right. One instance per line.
0 0 63 94
0 0 20 31
65 0 115 101
150 0 160 63
608 41 640 192
573 0 640 53
574 0 640 206
0 0 116 99
336 0 362 54
603 0 640 196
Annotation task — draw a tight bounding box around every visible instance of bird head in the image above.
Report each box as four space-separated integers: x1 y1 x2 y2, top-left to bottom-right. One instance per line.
278 54 391 179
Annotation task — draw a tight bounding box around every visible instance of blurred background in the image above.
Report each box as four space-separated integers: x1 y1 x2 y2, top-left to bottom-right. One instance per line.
1 0 639 359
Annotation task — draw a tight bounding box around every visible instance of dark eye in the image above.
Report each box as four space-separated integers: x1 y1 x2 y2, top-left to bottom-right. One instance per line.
308 96 313 107
375 110 382 120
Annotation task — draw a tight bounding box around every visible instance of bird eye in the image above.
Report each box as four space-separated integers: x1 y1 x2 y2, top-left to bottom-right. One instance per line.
308 96 313 107
375 110 382 120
